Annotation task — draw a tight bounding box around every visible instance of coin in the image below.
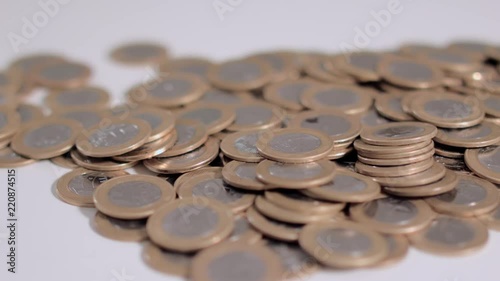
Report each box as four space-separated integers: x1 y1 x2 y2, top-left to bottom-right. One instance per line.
144 137 219 174
191 241 283 281
246 207 302 242
383 170 459 198
357 148 435 166
256 128 333 163
176 169 256 213
56 168 128 207
256 159 336 189
110 42 167 65
448 41 490 59
263 79 315 111
300 84 374 114
299 221 388 268
94 174 175 219
435 122 499 148
199 88 254 105
70 149 137 171
425 174 499 217
354 139 433 158
220 130 264 163
378 56 444 89
9 54 65 85
159 57 212 80
434 155 472 174
178 104 235 134
11 118 81 159
75 118 151 157
112 130 177 162
478 195 500 231
173 167 221 193
434 143 465 159
226 102 284 132
52 108 108 129
357 109 391 128
207 58 273 91
222 161 267 191
228 213 262 244
408 215 488 256
34 61 91 89
265 239 318 280
0 70 21 94
409 92 484 128
480 95 500 118
374 93 415 121
418 49 482 73
46 86 109 109
50 152 79 169
377 235 409 267
360 121 437 146
157 119 208 157
300 168 381 203
372 161 446 187
129 107 175 142
289 110 362 143
464 145 500 183
334 51 381 82
0 147 36 168
127 73 206 108
147 198 234 252
248 52 300 82
0 106 20 140
92 211 147 242
306 55 357 84
142 242 194 277
350 197 435 234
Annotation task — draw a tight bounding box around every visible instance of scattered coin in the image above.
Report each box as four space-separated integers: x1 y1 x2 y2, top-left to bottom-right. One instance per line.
248 52 300 82
374 93 415 121
357 109 391 128
265 239 318 280
34 61 91 89
0 70 21 94
52 108 109 129
142 242 193 277
222 161 267 191
157 119 208 157
112 130 177 162
360 121 437 146
263 79 315 111
246 206 302 242
434 143 465 159
300 84 374 114
70 149 138 171
93 211 148 242
46 86 110 109
464 145 500 184
418 49 482 73
377 235 409 267
207 58 273 91
130 107 175 142
378 56 444 89
159 57 212 79
448 41 490 59
265 190 344 215
434 122 500 148
478 195 500 231
199 88 254 105
383 170 459 198
178 103 235 134
226 102 284 132
9 54 65 85
227 213 262 244
220 130 264 163
306 54 357 84
372 161 446 187
0 147 36 168
50 152 79 169
173 167 221 192
334 51 382 82
0 106 21 140
110 42 167 65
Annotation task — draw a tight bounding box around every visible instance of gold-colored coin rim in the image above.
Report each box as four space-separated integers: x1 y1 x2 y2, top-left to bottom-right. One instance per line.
173 167 222 193
376 235 409 267
222 161 267 191
383 169 458 198
70 149 138 171
355 157 434 177
264 191 345 214
159 57 213 79
112 130 177 162
177 103 235 135
92 211 147 242
247 51 300 82
34 61 91 89
228 213 263 244
262 78 313 111
130 106 175 142
360 121 437 146
226 101 284 132
0 106 21 140
0 147 36 168
464 145 500 184
357 148 435 166
246 206 301 242
220 130 264 163
374 93 415 121
377 56 444 89
142 242 192 277
206 58 273 91
373 161 446 187
110 42 167 65
353 139 432 155
45 86 110 110
434 122 500 148
157 119 208 157
333 51 381 82
300 84 374 115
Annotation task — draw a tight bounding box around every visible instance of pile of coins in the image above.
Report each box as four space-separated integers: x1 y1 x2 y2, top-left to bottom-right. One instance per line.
1 40 500 280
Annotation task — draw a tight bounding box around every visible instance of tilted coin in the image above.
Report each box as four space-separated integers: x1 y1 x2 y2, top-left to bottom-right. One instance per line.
92 211 147 242
52 108 108 129
227 213 262 244
146 198 234 252
464 145 500 183
265 239 318 280
305 54 356 84
263 78 315 111
112 130 177 162
299 221 389 268
220 130 264 163
434 143 465 159
356 149 435 167
372 161 446 187
417 49 482 73
478 195 500 231
360 121 437 146
9 54 65 82
256 128 333 163
11 118 81 159
434 122 500 148
93 174 175 219
355 140 434 159
350 197 435 234
172 167 219 191
378 56 444 89
191 242 284 281
226 102 284 132
377 235 409 267
256 159 336 189
334 51 382 82
374 93 415 121
142 242 194 277
408 215 488 256
357 109 391 128
157 119 208 157
0 106 21 140
110 42 167 65
199 88 254 105
75 118 151 157
207 58 273 91
50 152 79 169
246 207 302 242
300 84 374 114
248 51 300 82
425 175 499 217
34 61 91 89
222 161 267 191
70 149 137 171
46 86 110 109
159 57 212 80
177 104 235 135
56 168 128 207
0 70 21 94
264 190 345 215
434 155 472 174
383 170 459 198
130 106 175 142
0 147 36 168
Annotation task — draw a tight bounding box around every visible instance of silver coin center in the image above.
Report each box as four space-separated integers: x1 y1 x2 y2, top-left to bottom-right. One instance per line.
181 108 222 126
425 217 475 245
424 99 473 119
269 133 321 153
234 163 258 180
389 61 433 81
316 228 372 256
68 173 112 196
24 124 72 148
363 198 418 225
322 174 367 192
192 178 244 204
234 133 259 154
149 79 192 99
315 88 359 106
219 62 262 83
56 89 101 105
89 123 139 148
374 125 424 138
208 251 266 281
436 178 487 206
108 181 162 208
162 205 219 238
234 105 273 126
478 146 500 173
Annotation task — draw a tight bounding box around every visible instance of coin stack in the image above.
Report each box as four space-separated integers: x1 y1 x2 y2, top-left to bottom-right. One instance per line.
0 40 500 280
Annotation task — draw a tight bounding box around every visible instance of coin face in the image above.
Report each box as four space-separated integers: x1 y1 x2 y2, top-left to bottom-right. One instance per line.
191 242 284 281
265 239 318 279
256 128 333 163
93 212 147 242
199 88 254 105
70 149 137 171
93 174 175 219
9 54 65 80
248 52 299 82
222 161 267 191
146 198 234 252
374 93 415 121
301 84 374 114
357 109 391 128
425 175 499 217
464 145 500 184
256 159 336 189
160 57 212 80
334 51 381 82
435 122 500 148
383 170 458 198
378 56 444 89
482 95 500 118
207 58 273 91
75 118 151 157
129 107 175 142
34 61 91 89
46 86 109 109
226 102 284 132
246 207 302 242
110 42 167 65
56 168 128 207
360 121 437 146
53 108 108 129
299 221 388 268
178 104 235 134
220 130 264 162
419 49 481 73
0 106 21 140
158 119 208 157
228 214 262 244
263 79 315 111
112 130 177 162
448 41 490 59
0 147 36 168
142 242 194 277
11 118 81 159
408 215 488 255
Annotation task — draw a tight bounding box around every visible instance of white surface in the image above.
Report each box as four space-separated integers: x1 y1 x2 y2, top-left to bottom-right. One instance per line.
0 0 499 280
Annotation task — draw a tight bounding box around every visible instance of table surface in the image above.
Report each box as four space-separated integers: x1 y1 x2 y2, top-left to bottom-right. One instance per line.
0 1 499 281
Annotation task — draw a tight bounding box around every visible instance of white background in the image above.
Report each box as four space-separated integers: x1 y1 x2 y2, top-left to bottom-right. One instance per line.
0 0 499 281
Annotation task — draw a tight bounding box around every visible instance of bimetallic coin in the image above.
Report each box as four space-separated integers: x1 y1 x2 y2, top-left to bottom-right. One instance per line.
112 130 177 162
50 152 80 169
93 212 147 242
0 106 21 140
398 43 440 56
435 122 500 148
34 61 91 89
93 174 175 219
408 215 488 256
0 147 36 168
46 86 109 109
355 157 434 177
70 150 137 171
220 130 264 163
265 240 318 280
418 49 482 73
334 51 382 82
75 118 151 157
299 221 389 268
256 128 333 163
11 118 81 159
246 207 302 242
142 242 193 277
199 88 254 105
374 93 415 121
351 197 435 234
305 55 356 84
263 79 316 111
147 198 234 252
264 191 344 215
17 104 44 124
248 52 299 82
228 214 262 244
56 168 128 207
52 108 108 129
378 56 444 89
157 119 208 157
191 242 284 281
300 84 374 115
478 195 500 231
360 121 437 146
355 140 434 159
130 107 175 142
9 54 65 86
178 104 235 135
357 109 391 128
300 168 381 203
207 58 273 91
425 175 499 217
160 57 212 80
256 159 336 189
409 92 484 128
226 102 284 132
377 235 409 267
464 145 500 183
373 161 446 188
110 42 167 65
222 161 267 191
383 170 459 198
